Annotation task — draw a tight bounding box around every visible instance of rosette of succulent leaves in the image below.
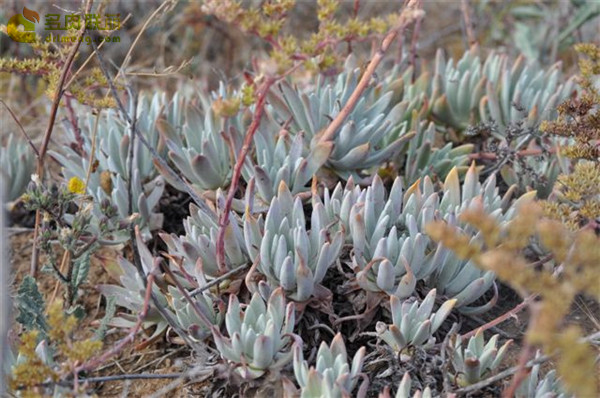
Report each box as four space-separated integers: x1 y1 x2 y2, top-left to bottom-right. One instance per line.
269 55 414 182
515 354 572 398
375 290 455 359
291 333 366 398
0 134 35 203
51 92 179 240
244 182 344 303
163 181 343 303
448 328 512 387
378 373 433 398
435 47 574 192
319 161 534 314
156 82 240 195
98 229 221 347
212 288 296 380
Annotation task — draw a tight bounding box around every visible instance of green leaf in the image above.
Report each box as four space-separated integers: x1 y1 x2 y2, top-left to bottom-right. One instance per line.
71 251 91 292
94 296 116 341
15 275 48 336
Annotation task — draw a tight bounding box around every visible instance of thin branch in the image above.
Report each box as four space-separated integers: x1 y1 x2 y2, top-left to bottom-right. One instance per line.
215 77 276 273
0 99 39 157
115 0 177 81
503 342 534 398
460 295 534 340
162 259 214 329
189 262 250 297
31 0 93 277
460 0 477 47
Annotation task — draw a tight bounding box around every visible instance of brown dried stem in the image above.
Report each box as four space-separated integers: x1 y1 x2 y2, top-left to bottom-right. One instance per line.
30 0 93 277
215 77 276 273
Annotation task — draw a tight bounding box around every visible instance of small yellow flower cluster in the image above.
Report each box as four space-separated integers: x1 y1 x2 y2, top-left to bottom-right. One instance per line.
67 176 86 195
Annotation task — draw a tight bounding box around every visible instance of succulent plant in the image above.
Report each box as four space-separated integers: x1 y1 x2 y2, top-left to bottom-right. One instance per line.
0 134 35 202
97 251 170 343
449 328 512 386
271 56 413 180
212 288 296 379
158 90 240 192
244 182 344 302
355 217 435 299
428 46 575 136
516 358 571 398
292 333 366 398
98 229 222 344
51 94 170 239
427 164 536 313
430 46 489 130
379 373 432 398
161 199 249 279
480 55 576 134
248 111 332 205
376 290 456 356
399 115 473 185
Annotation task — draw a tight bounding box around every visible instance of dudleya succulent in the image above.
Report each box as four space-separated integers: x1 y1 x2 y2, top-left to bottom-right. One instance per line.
0 134 35 203
212 288 296 379
271 56 413 180
292 333 366 398
449 328 512 386
376 290 456 356
244 182 344 302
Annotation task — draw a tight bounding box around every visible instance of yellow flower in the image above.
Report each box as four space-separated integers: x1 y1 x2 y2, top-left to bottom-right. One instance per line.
67 176 86 195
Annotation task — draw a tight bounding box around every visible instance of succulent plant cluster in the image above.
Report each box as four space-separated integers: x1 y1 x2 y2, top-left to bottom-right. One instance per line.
0 134 35 203
292 333 366 397
316 162 534 312
376 290 455 356
428 46 576 134
449 328 512 386
52 93 172 239
212 288 296 379
7 1 599 396
271 56 414 180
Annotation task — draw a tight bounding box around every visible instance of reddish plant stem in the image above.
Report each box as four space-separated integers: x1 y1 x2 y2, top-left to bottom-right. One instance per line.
503 342 535 398
460 0 477 47
0 99 39 157
469 147 557 160
30 0 93 277
461 295 534 340
215 77 276 273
